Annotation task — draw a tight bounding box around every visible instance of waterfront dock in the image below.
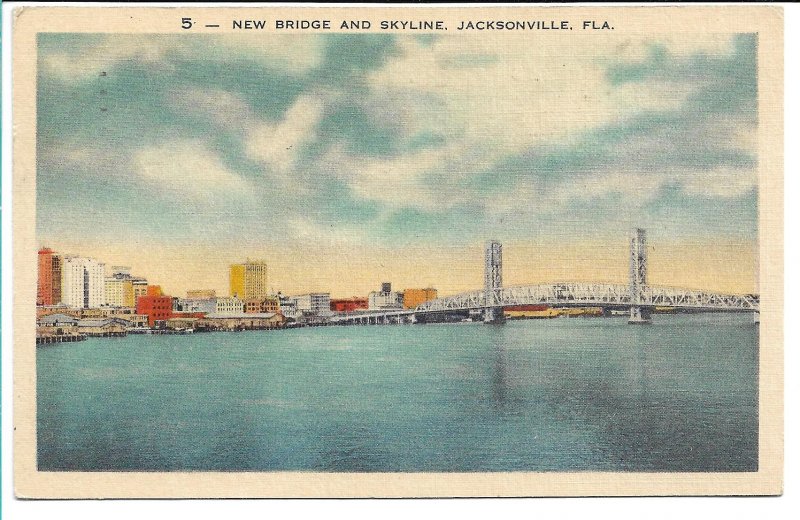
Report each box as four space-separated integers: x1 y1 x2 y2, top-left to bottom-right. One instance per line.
36 333 87 345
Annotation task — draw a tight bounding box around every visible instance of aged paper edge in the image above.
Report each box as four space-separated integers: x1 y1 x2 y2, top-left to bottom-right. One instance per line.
11 5 784 498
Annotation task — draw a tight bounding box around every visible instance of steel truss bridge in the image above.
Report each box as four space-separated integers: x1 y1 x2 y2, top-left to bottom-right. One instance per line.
415 283 759 314
329 229 759 326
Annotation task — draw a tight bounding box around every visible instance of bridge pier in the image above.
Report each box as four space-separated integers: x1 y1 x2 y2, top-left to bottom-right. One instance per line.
753 311 760 324
628 306 652 324
483 307 505 324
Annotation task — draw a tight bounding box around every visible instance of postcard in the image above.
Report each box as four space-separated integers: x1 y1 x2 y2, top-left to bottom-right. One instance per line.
11 5 783 498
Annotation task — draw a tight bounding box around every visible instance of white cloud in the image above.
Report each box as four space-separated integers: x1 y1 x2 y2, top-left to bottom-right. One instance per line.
558 171 663 205
245 94 325 175
369 36 678 155
41 37 175 83
41 34 322 84
345 149 446 209
485 163 755 226
38 139 111 173
367 34 744 165
169 87 256 131
212 35 323 73
133 140 253 201
561 166 756 204
352 35 731 212
314 139 494 210
680 166 757 198
339 34 753 213
611 79 695 115
286 217 365 247
654 34 738 58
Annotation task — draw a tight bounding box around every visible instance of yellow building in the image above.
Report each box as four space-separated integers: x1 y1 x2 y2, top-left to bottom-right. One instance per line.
105 277 124 308
122 280 135 308
230 260 269 300
403 288 438 309
105 277 135 308
132 279 148 303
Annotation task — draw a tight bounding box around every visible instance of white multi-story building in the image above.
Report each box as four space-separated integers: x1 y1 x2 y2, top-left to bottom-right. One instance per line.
368 282 404 310
61 256 106 308
294 293 331 316
278 295 299 319
215 296 244 315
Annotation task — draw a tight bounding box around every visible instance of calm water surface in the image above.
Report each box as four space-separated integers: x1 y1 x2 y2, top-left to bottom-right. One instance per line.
37 314 758 472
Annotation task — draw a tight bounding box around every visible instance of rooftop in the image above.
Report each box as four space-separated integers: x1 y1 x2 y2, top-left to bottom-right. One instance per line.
203 312 278 319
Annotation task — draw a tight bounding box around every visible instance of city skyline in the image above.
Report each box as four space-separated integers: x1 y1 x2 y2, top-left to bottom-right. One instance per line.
37 33 758 296
37 236 757 300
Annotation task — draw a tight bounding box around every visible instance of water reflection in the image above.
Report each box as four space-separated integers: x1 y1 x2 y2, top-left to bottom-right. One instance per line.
491 338 509 408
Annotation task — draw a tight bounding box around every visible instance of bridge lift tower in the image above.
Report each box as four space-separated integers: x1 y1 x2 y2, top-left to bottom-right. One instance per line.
629 228 651 324
484 240 505 324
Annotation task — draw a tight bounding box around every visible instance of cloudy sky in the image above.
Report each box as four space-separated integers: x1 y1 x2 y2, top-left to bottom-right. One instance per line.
36 33 758 297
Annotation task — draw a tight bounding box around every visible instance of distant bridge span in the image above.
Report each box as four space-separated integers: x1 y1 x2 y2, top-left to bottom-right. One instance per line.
415 283 759 314
328 229 759 326
329 282 759 325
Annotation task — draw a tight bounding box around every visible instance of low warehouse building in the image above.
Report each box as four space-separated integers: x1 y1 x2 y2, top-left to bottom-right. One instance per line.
197 312 285 331
77 317 131 337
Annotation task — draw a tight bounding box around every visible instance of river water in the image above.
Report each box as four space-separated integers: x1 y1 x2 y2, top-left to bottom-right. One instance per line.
37 314 758 472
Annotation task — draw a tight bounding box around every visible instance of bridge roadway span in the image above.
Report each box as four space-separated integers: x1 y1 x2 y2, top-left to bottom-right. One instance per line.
328 282 760 325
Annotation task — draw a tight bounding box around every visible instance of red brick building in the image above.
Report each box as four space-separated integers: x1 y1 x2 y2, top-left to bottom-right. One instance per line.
136 295 174 327
37 248 62 306
330 297 369 313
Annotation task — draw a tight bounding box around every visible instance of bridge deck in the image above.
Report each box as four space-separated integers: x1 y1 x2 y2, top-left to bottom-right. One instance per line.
330 282 758 323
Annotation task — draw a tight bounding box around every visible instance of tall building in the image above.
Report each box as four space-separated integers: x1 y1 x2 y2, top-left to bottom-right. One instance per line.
105 277 134 308
230 260 269 300
37 248 61 306
403 288 438 309
61 256 106 309
52 255 62 305
107 267 137 307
